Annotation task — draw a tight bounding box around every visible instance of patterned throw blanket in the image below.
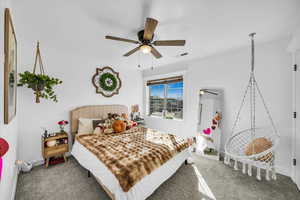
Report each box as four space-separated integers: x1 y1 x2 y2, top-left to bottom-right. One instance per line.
76 127 190 192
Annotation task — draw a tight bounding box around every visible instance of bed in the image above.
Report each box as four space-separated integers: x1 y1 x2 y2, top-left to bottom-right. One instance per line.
70 105 191 200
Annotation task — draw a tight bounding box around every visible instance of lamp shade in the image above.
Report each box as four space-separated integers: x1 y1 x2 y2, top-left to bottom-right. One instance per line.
140 45 151 54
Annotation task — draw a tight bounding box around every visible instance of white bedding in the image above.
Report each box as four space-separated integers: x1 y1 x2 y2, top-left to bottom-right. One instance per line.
71 140 190 200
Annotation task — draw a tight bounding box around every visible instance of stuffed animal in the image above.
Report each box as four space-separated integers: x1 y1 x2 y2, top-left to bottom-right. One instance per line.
95 118 113 133
108 113 120 120
124 120 138 130
93 127 103 134
112 120 126 133
121 113 128 120
103 128 114 134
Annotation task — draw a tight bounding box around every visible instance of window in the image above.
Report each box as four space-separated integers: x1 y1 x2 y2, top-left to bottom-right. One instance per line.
148 76 183 119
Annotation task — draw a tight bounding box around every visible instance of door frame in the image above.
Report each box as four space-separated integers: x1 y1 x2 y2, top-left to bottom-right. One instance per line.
292 51 300 189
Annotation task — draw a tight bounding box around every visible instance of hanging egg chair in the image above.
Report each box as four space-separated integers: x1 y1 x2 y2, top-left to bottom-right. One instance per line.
224 33 280 181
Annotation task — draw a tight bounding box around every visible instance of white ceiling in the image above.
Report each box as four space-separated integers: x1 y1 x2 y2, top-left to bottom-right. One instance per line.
11 0 300 69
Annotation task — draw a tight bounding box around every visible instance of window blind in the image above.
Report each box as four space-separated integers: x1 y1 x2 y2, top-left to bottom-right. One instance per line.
146 76 183 86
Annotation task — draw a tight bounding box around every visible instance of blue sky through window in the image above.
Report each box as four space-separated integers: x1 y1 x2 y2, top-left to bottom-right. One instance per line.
150 81 183 99
150 84 164 98
167 82 183 99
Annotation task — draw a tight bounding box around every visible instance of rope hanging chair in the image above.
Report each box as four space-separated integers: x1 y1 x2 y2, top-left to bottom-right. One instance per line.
224 33 280 181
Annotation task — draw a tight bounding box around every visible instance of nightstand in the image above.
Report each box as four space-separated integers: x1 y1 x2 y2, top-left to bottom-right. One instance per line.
42 132 69 168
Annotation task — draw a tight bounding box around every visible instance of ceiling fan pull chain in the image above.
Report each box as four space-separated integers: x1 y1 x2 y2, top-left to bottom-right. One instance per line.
137 50 141 68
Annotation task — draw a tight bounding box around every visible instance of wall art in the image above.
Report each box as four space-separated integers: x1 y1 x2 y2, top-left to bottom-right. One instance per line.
92 66 121 97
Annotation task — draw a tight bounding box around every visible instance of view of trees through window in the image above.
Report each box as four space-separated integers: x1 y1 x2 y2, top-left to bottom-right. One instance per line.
149 81 183 119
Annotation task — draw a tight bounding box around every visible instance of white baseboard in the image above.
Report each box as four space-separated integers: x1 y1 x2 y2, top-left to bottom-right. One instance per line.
10 166 19 200
31 159 44 167
276 165 290 177
31 152 72 167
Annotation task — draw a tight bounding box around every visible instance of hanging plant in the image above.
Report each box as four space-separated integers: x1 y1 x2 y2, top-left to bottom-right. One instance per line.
18 71 62 103
17 42 62 103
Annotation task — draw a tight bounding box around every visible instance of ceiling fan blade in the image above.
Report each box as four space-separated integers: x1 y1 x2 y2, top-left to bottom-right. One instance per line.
105 35 139 44
153 40 186 46
143 18 158 40
123 46 141 57
150 46 162 59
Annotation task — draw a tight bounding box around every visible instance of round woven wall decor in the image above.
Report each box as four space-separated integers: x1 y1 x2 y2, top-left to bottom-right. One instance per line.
92 66 121 97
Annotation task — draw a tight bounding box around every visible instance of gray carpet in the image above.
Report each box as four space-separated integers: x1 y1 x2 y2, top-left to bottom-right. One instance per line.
16 155 300 200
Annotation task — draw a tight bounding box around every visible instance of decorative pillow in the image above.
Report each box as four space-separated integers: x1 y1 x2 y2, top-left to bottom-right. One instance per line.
112 120 126 133
93 127 103 134
124 120 138 130
103 128 114 134
95 118 113 133
245 137 273 161
78 118 102 134
92 119 106 130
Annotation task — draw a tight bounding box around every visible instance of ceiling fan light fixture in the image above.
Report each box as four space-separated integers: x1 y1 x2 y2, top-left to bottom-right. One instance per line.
140 45 151 54
105 17 185 59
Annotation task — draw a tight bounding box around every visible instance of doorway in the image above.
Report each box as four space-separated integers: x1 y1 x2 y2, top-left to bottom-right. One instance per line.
293 51 300 189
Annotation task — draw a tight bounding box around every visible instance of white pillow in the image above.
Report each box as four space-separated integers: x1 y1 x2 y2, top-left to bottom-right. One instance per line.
78 118 102 134
93 127 103 134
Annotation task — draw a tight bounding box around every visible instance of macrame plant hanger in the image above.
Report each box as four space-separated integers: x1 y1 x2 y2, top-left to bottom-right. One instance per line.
33 41 45 75
224 33 280 181
32 41 45 103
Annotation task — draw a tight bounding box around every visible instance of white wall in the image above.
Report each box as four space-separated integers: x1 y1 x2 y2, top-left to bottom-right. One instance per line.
11 3 144 165
0 1 19 200
16 42 143 163
143 38 292 176
288 26 300 52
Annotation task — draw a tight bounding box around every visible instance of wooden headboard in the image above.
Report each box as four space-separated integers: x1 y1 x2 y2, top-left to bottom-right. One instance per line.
70 104 128 136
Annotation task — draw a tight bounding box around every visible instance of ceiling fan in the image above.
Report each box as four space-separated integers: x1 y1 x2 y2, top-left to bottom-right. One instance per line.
105 18 186 59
